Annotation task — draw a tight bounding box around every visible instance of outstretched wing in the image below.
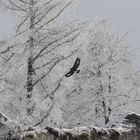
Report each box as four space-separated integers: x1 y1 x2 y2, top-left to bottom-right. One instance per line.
73 57 80 70
65 57 81 77
65 68 75 77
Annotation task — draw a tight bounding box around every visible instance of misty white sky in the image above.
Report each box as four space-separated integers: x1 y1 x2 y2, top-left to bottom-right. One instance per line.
0 0 140 68
0 0 140 45
75 0 140 69
76 0 140 47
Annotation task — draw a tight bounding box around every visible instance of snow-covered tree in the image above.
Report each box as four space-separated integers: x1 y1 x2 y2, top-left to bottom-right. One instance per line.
0 0 140 129
62 20 140 127
0 0 85 128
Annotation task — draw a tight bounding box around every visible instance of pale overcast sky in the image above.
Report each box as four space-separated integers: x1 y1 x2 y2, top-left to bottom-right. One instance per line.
76 0 140 47
75 0 140 69
0 0 140 45
0 0 140 67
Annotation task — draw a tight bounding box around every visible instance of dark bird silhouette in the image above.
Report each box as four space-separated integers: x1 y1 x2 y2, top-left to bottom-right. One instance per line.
65 57 81 77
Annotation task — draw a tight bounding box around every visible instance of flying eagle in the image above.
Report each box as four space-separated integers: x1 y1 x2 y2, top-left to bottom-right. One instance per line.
65 57 81 77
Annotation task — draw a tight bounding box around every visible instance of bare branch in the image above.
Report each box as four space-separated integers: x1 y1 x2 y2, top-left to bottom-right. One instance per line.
33 59 61 88
8 0 29 13
50 76 64 97
113 99 140 111
38 0 53 9
4 53 14 62
33 49 78 89
34 57 60 70
33 2 60 26
3 3 22 11
35 20 87 47
34 103 54 127
0 45 14 55
16 16 29 33
36 1 72 32
34 71 51 99
16 0 30 5
33 28 79 62
39 33 79 59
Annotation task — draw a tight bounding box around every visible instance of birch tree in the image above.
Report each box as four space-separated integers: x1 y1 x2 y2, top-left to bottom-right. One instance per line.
0 0 83 128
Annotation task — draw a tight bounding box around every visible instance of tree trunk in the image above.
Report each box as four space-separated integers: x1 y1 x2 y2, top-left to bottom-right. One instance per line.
97 68 109 125
26 0 35 115
27 0 34 94
27 55 34 94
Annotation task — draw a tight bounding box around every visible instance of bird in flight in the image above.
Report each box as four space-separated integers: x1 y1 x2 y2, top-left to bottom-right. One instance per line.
65 57 81 77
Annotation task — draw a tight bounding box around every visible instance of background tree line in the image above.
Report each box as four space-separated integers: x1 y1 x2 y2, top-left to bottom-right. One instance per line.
0 0 139 129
